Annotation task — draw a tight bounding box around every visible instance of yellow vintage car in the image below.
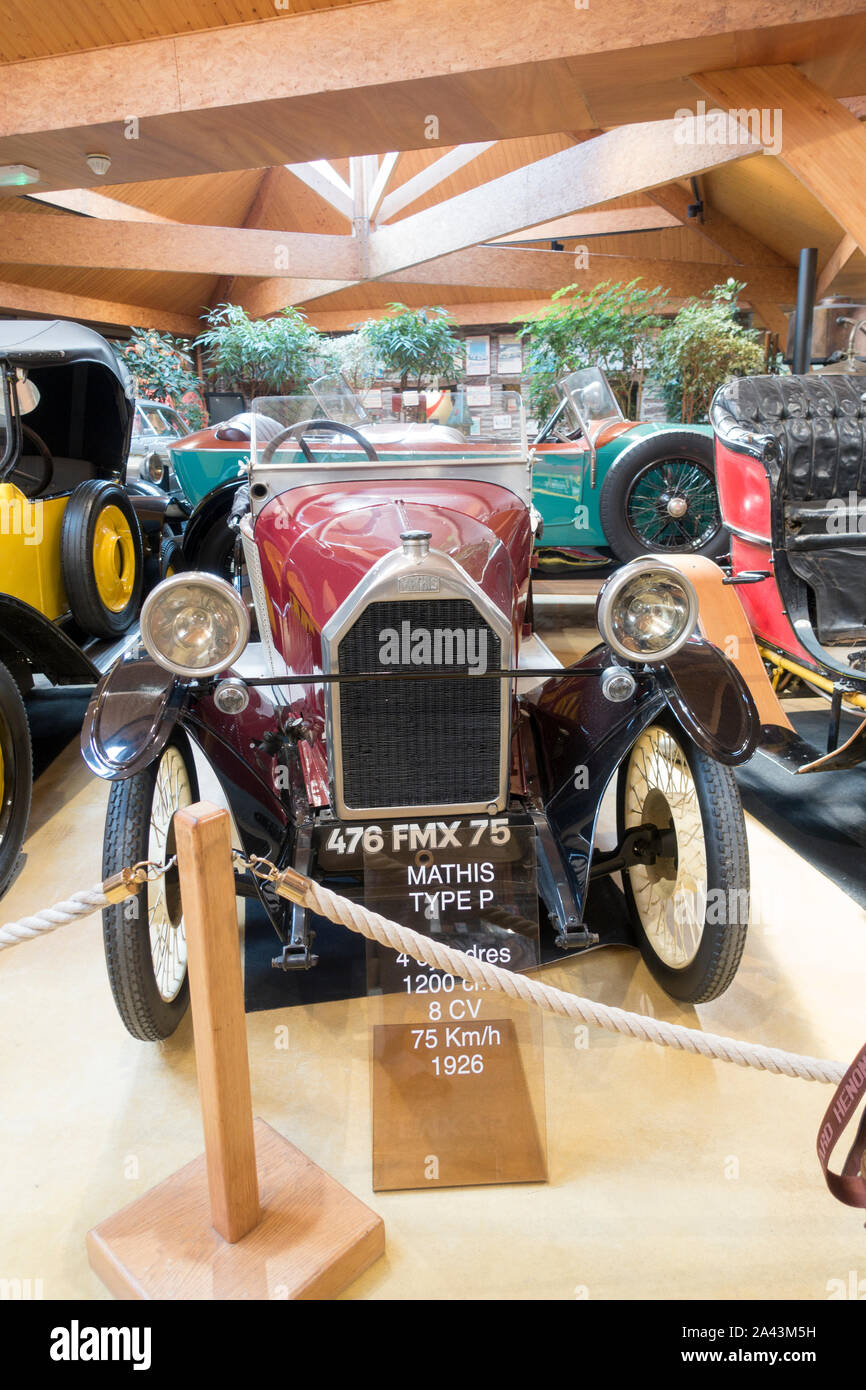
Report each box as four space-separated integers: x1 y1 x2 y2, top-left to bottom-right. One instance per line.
0 320 163 896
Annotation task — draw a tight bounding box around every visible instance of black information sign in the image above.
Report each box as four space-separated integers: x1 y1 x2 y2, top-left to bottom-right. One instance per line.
362 814 547 1192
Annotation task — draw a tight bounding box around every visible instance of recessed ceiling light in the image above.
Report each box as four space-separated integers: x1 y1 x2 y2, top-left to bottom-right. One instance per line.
86 153 112 177
0 164 40 187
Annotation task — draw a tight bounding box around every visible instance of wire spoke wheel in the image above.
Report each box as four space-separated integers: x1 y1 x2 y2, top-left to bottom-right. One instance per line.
616 721 750 1003
626 458 721 553
598 431 728 563
101 737 199 1040
621 727 708 968
146 746 193 1003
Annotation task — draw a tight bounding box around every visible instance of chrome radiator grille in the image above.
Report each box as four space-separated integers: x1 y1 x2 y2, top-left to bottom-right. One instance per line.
334 598 504 813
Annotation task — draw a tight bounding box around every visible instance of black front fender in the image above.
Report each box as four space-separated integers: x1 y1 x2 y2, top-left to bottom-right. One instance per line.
81 656 188 779
658 638 759 766
519 637 757 917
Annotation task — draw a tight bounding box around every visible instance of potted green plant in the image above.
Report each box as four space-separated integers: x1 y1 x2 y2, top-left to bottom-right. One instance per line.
517 278 665 420
194 302 328 404
651 279 766 424
361 304 463 419
321 329 380 395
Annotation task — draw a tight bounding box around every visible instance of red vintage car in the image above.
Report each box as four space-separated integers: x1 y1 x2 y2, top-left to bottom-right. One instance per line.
82 392 759 1040
711 373 866 772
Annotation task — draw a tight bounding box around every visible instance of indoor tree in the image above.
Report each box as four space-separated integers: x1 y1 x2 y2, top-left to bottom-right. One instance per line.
517 278 666 420
321 329 381 394
361 304 463 392
651 279 766 424
194 302 328 403
115 327 208 430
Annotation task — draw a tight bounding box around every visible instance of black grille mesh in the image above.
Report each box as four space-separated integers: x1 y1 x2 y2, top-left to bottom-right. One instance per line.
336 598 503 810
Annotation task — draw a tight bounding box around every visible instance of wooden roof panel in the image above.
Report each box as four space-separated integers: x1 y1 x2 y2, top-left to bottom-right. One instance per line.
0 1 374 65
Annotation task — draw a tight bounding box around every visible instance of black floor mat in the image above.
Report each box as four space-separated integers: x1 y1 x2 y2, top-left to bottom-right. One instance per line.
735 709 866 909
25 687 92 779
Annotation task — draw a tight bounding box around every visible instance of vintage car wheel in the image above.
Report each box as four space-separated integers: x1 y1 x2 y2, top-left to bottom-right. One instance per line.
616 721 749 1003
0 662 32 900
599 432 727 563
101 739 199 1040
160 533 185 580
60 480 144 639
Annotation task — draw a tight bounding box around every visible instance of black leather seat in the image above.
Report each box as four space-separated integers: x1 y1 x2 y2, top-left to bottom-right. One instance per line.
712 374 866 644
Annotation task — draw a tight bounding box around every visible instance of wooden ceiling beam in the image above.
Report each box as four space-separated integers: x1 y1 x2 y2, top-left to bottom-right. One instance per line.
285 161 354 222
379 247 796 300
816 231 859 299
0 210 359 280
239 248 792 319
693 64 866 259
749 302 790 339
236 278 357 319
367 119 763 280
376 144 497 224
489 206 680 244
646 182 789 266
367 154 407 222
0 3 864 188
302 297 696 333
235 120 768 317
0 277 200 334
25 189 178 222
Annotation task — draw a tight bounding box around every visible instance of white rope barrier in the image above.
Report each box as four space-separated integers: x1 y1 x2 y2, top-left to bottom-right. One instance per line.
0 860 847 1085
299 876 846 1087
0 886 108 950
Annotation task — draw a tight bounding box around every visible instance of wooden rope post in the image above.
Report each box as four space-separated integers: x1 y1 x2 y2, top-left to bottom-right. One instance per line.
174 803 260 1243
87 800 384 1299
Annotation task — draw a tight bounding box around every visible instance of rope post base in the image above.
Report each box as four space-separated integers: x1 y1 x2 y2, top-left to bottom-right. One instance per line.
86 801 385 1301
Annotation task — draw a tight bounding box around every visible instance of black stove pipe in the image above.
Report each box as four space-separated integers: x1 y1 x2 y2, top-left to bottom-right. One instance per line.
792 247 818 374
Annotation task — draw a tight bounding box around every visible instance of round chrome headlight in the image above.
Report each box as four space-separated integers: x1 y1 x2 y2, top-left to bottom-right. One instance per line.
596 560 698 663
144 451 165 484
140 572 250 678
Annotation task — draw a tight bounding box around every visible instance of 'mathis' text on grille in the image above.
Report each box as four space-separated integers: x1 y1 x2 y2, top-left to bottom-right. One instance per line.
378 620 489 674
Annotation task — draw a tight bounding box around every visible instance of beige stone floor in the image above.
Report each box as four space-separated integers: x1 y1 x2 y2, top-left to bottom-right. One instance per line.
1 584 865 1300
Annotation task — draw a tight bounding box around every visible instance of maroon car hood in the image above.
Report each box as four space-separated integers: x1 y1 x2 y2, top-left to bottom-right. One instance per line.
254 479 531 670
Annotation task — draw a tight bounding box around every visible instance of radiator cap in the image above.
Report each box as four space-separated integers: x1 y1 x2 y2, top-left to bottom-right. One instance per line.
401 530 432 559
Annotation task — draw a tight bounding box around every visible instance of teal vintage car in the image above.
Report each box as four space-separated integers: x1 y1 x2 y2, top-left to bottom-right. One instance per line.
531 367 724 569
169 368 725 576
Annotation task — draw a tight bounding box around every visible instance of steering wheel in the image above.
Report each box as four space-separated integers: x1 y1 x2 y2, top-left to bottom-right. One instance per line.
260 418 380 468
14 425 54 497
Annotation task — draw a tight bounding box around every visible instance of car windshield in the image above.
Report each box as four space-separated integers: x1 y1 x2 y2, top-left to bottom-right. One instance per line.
135 403 179 437
310 374 370 425
557 367 624 434
250 386 528 462
247 387 530 510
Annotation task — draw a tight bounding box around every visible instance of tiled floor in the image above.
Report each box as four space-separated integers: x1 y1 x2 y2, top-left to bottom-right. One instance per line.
1 583 865 1300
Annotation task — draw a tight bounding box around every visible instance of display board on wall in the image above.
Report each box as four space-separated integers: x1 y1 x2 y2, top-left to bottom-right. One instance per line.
466 385 491 406
497 335 523 374
465 336 491 375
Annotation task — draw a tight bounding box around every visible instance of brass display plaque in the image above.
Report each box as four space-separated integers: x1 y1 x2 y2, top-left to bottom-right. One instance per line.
363 815 547 1192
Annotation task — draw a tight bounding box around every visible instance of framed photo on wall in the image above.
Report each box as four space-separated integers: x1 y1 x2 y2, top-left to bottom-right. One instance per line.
465 336 491 375
497 335 523 374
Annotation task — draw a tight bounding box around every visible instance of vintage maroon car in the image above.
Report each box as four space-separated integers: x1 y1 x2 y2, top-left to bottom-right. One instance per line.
82 392 759 1040
712 372 866 772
